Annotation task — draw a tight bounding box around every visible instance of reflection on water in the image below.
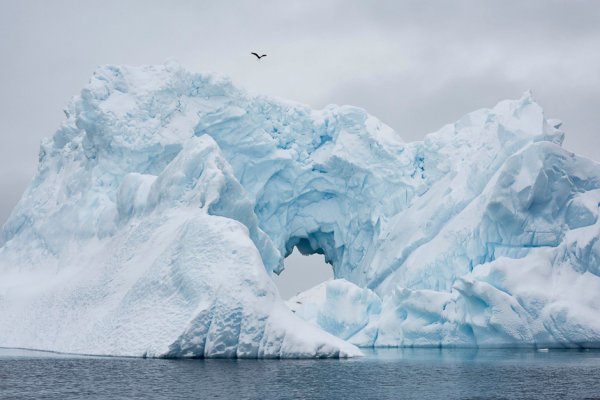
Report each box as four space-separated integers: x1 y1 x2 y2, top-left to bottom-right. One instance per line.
1 347 600 399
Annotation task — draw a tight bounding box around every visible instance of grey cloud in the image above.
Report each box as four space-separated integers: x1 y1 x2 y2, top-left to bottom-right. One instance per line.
330 69 600 160
274 250 333 299
329 68 523 140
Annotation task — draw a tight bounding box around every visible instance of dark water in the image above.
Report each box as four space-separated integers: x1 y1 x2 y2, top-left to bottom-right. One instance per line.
1 348 600 399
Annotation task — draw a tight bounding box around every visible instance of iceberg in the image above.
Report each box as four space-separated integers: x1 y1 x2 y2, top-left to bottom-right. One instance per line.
1 62 599 357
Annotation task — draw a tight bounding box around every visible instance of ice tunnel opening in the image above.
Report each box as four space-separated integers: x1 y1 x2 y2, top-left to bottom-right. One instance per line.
273 237 334 300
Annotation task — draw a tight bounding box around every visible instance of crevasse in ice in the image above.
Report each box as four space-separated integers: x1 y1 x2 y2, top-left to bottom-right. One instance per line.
1 62 599 357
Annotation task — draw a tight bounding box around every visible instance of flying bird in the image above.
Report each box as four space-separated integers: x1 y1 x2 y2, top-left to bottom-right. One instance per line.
251 52 267 60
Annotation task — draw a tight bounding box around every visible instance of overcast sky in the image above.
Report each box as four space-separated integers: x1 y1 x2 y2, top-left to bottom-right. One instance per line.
1 1 599 297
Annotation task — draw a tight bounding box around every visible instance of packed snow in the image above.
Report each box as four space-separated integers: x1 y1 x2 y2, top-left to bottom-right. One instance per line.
1 62 599 358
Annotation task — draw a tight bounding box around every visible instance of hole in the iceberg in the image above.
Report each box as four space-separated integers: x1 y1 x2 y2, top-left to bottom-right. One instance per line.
273 247 333 300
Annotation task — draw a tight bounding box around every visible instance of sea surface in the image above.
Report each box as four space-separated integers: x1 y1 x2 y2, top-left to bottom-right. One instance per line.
1 347 600 399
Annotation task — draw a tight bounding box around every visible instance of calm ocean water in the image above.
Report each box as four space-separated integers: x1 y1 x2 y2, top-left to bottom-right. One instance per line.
1 347 600 399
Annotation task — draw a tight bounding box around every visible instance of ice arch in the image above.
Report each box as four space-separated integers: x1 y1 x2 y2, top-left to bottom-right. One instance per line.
200 101 409 288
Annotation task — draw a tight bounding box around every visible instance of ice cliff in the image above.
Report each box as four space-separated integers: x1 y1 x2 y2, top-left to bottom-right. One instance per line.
1 62 599 357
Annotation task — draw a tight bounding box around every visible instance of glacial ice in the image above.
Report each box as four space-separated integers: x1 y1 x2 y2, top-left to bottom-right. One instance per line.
1 62 600 358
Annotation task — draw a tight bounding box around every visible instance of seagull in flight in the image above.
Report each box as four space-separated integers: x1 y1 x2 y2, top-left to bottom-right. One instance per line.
251 52 267 60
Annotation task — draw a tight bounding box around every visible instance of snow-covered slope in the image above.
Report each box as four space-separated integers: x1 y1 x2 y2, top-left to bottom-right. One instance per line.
1 62 599 356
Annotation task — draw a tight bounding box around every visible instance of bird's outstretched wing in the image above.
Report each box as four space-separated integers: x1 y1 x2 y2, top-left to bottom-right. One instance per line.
261 54 267 58
251 52 260 59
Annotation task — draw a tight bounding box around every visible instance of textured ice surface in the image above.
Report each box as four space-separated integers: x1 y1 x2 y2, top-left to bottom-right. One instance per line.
1 62 599 357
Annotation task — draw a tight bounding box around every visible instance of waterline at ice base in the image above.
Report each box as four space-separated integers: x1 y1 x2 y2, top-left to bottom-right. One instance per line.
1 62 599 358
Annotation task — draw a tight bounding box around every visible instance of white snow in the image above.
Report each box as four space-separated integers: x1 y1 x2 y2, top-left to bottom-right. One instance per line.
1 62 599 357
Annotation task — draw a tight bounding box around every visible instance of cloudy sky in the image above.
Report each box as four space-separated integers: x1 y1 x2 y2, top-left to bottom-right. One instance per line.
1 0 599 297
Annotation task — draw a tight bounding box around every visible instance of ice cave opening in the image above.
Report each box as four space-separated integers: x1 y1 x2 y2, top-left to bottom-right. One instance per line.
273 245 333 300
